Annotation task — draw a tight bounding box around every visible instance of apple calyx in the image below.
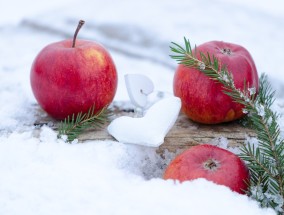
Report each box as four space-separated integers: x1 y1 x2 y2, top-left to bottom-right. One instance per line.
203 159 220 171
72 20 85 48
220 48 232 56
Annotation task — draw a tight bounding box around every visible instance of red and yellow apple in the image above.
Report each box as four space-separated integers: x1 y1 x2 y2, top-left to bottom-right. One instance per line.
30 20 117 120
164 144 250 194
173 41 259 124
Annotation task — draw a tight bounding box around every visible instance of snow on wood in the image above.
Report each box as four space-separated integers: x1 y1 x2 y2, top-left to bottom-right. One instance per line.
33 102 256 154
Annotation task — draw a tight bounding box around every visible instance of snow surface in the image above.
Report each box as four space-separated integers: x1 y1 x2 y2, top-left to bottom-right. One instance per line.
0 0 284 214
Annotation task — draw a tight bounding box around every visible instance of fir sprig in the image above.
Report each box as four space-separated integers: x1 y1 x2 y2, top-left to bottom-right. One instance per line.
170 37 284 213
58 105 111 142
239 75 284 212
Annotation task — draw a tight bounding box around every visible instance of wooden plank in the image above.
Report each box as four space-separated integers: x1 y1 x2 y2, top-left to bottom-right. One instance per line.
33 102 256 154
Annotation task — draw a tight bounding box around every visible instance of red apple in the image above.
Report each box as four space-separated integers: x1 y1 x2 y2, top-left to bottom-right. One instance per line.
164 144 250 194
30 20 117 120
173 41 259 124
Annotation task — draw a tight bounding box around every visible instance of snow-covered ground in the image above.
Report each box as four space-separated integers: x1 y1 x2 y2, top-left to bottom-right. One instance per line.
0 0 284 214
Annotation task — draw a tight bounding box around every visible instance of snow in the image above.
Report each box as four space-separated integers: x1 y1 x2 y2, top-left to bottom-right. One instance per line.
108 97 181 147
0 127 276 215
0 0 284 214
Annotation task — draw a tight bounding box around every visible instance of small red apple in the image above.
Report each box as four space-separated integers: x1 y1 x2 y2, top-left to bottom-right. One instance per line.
30 20 117 120
173 41 259 124
164 144 250 194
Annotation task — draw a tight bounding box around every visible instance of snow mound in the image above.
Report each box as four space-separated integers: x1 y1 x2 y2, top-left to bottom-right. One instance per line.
0 126 276 215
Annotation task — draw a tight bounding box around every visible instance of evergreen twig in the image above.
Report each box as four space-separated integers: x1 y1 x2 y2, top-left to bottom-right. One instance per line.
170 37 284 214
57 105 111 142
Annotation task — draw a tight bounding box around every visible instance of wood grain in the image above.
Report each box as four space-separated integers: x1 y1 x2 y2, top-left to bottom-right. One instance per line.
33 102 256 154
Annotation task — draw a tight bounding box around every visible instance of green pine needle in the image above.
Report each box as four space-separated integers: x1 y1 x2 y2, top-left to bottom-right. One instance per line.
57 105 111 142
170 38 284 213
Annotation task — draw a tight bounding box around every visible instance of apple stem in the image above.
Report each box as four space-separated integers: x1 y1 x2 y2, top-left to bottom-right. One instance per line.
72 20 85 48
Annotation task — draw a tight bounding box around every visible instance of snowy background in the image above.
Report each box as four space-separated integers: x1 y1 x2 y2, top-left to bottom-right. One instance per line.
0 0 284 214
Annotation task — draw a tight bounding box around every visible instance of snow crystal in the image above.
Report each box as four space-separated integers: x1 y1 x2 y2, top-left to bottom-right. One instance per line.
273 195 284 212
198 62 206 70
250 186 265 202
267 117 273 126
249 87 257 96
71 139 79 144
210 137 241 154
245 96 251 103
256 103 266 117
220 72 230 83
60 135 68 142
250 186 283 213
245 136 260 149
211 136 229 149
238 90 251 103
39 125 58 143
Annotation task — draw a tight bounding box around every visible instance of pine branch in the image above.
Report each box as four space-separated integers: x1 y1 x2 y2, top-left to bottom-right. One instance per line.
57 105 111 142
170 37 284 213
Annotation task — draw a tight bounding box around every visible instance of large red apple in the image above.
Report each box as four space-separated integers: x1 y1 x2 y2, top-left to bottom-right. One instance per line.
30 20 117 120
164 144 250 194
173 41 259 124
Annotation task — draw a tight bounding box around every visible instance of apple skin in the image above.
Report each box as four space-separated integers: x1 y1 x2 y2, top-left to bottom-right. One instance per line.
164 144 250 194
30 39 117 120
173 41 259 124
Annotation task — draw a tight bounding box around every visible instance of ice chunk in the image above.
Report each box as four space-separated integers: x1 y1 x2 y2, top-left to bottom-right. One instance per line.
107 97 181 147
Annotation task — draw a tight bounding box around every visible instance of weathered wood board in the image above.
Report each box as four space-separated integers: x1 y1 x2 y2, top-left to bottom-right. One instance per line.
33 102 256 154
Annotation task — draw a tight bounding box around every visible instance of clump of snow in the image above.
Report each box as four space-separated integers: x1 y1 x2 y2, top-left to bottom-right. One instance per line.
210 136 241 154
108 97 181 147
211 136 229 149
256 103 266 117
220 71 230 83
249 87 257 96
250 186 284 214
198 62 206 70
245 136 260 149
243 108 249 114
